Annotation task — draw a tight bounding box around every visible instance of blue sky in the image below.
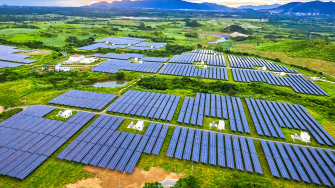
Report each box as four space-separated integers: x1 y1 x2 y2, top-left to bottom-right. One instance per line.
2 0 335 7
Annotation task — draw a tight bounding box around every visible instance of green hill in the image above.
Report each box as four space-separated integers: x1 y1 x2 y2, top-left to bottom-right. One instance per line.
257 39 335 62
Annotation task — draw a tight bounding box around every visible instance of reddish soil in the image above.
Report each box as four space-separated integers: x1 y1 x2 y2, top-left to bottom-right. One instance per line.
65 166 183 188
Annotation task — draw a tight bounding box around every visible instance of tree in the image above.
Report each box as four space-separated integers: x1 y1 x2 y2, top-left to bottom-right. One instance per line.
115 72 125 80
174 175 200 188
143 182 162 188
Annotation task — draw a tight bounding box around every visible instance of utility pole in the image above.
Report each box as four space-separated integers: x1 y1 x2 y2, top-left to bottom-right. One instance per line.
309 32 312 39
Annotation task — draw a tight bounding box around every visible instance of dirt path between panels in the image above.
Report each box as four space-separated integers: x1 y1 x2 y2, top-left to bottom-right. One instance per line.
66 166 184 188
0 106 4 113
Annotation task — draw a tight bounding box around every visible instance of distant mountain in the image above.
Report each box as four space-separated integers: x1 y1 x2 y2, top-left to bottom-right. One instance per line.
270 1 335 15
87 0 234 11
238 4 281 10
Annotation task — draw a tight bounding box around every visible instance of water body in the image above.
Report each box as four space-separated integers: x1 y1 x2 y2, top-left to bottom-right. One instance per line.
92 79 130 88
204 34 230 44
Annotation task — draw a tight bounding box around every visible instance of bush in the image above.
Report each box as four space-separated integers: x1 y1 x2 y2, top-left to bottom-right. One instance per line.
115 72 125 80
174 175 200 188
185 32 198 38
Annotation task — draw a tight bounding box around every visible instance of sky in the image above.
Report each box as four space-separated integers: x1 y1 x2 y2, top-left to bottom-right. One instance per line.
2 0 335 7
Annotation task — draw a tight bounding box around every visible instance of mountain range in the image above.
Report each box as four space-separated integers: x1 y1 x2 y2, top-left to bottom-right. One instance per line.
87 0 233 11
237 4 281 10
86 0 335 15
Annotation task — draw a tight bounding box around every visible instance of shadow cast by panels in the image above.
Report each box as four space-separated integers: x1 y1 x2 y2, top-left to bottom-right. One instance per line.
0 105 95 179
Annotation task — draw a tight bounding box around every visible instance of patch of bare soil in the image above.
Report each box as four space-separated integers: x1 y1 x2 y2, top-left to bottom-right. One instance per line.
66 166 183 188
0 106 4 113
19 50 51 55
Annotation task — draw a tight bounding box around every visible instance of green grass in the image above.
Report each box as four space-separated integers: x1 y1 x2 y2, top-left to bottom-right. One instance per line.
0 28 38 36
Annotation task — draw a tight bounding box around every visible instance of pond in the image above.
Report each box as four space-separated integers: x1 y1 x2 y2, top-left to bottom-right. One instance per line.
92 79 130 88
203 34 230 44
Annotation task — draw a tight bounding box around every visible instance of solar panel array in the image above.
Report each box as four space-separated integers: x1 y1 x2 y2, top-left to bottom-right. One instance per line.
92 53 144 60
287 74 329 96
169 52 226 66
166 127 263 174
107 90 180 121
261 140 335 186
78 43 128 51
92 60 163 74
127 46 162 51
0 61 23 69
134 42 167 49
95 37 145 45
0 106 94 179
228 55 298 73
78 37 165 51
160 64 229 80
177 93 250 133
246 98 335 146
140 57 169 62
191 50 222 54
58 119 169 174
232 69 329 96
92 53 169 62
49 90 117 111
0 45 36 64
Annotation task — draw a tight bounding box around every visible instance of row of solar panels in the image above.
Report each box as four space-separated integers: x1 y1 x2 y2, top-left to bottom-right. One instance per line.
177 93 250 132
246 98 335 146
92 53 169 62
288 74 329 96
134 42 167 48
92 60 163 74
19 105 55 118
0 107 95 179
160 64 229 80
93 53 145 60
107 90 180 121
262 140 335 186
80 44 163 51
166 127 263 174
227 55 297 73
191 50 223 54
95 37 145 45
0 45 36 64
49 90 117 110
232 68 329 96
169 52 226 66
58 119 168 174
0 61 23 69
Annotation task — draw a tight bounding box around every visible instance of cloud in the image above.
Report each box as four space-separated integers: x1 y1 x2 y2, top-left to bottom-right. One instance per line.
1 0 335 7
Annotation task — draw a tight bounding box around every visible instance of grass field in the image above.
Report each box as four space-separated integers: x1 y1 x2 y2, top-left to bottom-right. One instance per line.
0 28 38 36
232 43 335 77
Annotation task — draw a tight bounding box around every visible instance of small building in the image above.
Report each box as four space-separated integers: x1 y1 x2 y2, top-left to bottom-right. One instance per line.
135 120 145 131
61 110 72 118
218 120 225 130
128 120 145 131
291 133 301 142
210 121 218 128
55 64 71 72
67 54 85 63
301 132 310 143
80 57 98 64
161 179 179 187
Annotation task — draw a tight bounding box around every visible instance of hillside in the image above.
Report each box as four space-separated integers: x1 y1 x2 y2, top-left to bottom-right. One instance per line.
270 1 335 14
256 39 335 62
87 0 233 10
